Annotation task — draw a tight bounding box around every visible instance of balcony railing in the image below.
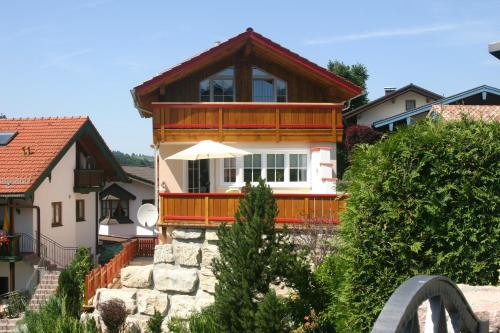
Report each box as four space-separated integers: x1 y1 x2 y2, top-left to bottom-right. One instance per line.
74 169 105 189
0 235 20 260
152 102 344 142
159 192 346 227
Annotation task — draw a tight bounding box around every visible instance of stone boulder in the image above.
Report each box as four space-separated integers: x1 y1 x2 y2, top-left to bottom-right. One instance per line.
172 229 204 240
167 295 196 319
153 263 199 293
201 243 219 268
121 265 153 288
93 288 137 314
154 244 174 264
205 230 219 241
173 240 201 267
199 267 217 294
125 314 151 332
137 289 169 316
195 290 215 311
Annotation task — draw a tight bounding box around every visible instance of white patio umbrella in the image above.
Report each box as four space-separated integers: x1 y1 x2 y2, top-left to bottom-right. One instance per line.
165 140 251 160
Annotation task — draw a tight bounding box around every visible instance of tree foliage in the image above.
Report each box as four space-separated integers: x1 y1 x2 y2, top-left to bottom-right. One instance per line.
327 60 368 110
321 119 500 332
112 150 154 167
211 180 322 333
344 125 383 152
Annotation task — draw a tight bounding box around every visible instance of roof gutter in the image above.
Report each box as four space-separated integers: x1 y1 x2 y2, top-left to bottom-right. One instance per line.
343 90 367 112
130 88 153 118
0 193 26 198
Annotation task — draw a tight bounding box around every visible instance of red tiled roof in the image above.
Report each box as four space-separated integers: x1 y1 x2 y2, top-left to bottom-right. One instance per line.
0 116 89 195
430 105 500 122
133 28 362 97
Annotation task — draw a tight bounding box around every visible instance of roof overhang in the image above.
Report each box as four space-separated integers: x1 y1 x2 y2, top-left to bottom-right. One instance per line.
131 28 363 117
489 41 500 59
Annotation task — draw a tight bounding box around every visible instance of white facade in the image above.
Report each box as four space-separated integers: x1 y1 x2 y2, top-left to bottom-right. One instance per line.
357 91 432 126
98 179 155 238
158 142 338 194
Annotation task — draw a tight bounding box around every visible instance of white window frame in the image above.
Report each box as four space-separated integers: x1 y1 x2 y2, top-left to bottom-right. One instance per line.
199 66 235 102
217 149 310 188
251 66 287 102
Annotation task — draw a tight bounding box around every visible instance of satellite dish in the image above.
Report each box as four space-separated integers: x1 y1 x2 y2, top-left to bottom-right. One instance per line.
137 203 158 228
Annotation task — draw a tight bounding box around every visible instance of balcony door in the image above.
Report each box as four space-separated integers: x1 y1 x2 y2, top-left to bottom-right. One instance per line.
188 159 210 193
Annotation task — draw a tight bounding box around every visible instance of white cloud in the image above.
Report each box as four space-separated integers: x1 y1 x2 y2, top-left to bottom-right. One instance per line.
40 48 93 69
305 24 460 45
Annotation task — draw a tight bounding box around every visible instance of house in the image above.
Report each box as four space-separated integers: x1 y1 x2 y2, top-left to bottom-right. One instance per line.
130 28 362 240
0 116 127 293
373 85 500 131
489 41 500 59
343 84 442 127
98 166 155 240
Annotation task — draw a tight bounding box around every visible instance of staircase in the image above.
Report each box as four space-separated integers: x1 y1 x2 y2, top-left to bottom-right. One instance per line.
28 270 61 310
0 317 21 333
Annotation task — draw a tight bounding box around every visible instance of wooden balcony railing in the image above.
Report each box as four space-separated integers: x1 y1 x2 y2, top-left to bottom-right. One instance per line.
74 169 105 189
151 102 344 143
159 192 346 227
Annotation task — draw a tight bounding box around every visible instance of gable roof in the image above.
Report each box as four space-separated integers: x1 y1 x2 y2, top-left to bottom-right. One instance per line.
131 28 363 117
100 183 136 201
373 85 500 129
430 105 500 122
344 83 442 120
0 117 128 197
122 166 154 186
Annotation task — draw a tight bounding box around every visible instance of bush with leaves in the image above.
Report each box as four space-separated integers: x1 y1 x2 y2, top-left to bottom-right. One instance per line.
6 291 26 318
210 179 326 333
57 247 93 317
320 119 500 332
344 125 383 152
98 298 127 333
146 309 164 333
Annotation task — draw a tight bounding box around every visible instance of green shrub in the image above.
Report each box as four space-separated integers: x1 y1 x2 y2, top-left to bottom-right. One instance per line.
323 119 500 332
188 306 218 333
57 247 93 317
146 309 164 333
99 243 123 265
98 298 127 333
254 290 290 333
167 317 189 333
6 291 26 318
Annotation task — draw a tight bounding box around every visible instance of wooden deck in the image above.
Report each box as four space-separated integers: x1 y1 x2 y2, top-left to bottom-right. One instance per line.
159 192 346 228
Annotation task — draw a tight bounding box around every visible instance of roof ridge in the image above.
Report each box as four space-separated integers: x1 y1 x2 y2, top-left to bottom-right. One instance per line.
0 115 89 121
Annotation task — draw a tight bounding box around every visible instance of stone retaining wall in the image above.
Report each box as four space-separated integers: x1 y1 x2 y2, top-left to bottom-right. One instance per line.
87 228 219 332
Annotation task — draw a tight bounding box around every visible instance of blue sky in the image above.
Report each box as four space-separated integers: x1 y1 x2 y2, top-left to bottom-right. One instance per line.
1 0 499 154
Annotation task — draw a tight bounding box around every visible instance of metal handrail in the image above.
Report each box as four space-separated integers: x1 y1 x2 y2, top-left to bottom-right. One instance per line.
16 232 78 268
371 275 489 333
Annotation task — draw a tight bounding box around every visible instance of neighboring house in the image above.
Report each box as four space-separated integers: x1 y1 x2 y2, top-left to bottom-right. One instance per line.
343 84 442 127
429 105 500 122
489 41 500 59
98 166 155 239
0 117 127 293
130 28 362 239
373 85 500 131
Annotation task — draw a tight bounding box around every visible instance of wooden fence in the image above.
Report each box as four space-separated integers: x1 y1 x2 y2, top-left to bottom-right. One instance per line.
83 237 158 305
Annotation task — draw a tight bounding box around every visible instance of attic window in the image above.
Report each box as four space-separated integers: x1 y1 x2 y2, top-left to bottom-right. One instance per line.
200 67 235 102
0 132 17 146
252 67 287 102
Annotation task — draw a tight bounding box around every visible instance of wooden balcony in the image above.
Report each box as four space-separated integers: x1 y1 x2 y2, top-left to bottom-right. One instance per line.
159 192 346 228
74 169 105 192
152 102 344 143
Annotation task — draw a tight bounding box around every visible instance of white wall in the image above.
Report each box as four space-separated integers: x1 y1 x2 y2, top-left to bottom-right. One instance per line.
158 141 337 194
98 179 155 238
357 91 432 126
0 261 34 293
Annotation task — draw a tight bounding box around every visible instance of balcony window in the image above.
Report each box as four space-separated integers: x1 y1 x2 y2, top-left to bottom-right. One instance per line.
244 154 262 182
266 154 284 182
252 67 287 102
223 158 236 183
200 67 234 102
76 199 85 222
290 154 307 182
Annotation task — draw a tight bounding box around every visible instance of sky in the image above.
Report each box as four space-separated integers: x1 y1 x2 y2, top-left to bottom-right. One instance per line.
1 0 499 155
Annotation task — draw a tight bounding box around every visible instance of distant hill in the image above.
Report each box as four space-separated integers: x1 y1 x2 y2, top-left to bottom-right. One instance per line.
112 150 154 167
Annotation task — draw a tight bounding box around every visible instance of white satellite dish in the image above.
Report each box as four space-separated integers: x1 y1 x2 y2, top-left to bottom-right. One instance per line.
137 203 159 228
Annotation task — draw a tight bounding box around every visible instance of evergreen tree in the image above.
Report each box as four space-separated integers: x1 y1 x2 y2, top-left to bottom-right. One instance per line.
327 60 369 111
211 180 321 333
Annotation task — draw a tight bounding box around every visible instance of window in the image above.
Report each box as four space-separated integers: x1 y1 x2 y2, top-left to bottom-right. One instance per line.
76 199 85 222
142 199 155 205
223 158 236 183
290 154 307 182
199 67 234 102
405 99 416 111
188 159 210 193
243 154 262 182
52 202 62 227
266 154 284 182
0 132 17 146
101 199 129 219
252 67 287 102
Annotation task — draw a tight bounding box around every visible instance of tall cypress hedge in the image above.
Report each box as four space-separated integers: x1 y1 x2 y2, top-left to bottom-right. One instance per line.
325 119 500 332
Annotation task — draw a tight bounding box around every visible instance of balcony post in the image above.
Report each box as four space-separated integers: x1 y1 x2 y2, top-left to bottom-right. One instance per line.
204 196 209 224
275 108 280 142
331 108 337 140
160 108 165 141
218 108 223 141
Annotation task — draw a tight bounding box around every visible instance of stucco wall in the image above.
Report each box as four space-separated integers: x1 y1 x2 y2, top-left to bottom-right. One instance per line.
0 261 34 292
158 142 337 195
98 180 155 238
357 91 432 126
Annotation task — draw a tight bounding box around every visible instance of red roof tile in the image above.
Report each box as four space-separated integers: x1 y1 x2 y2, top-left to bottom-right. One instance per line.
430 105 500 122
0 116 89 195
